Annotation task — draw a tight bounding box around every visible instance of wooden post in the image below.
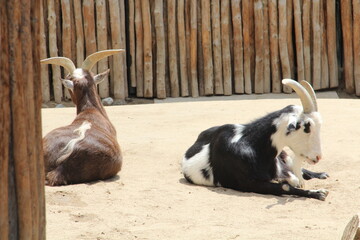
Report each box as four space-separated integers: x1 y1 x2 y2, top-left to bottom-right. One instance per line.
286 0 295 79
231 0 244 94
262 0 271 93
83 0 98 73
95 0 109 98
189 0 199 97
312 0 321 90
119 0 128 98
1 0 45 239
326 0 339 88
320 0 329 89
221 0 232 95
73 0 84 67
278 0 292 93
47 0 62 102
254 0 264 94
242 0 253 94
341 0 355 93
168 0 180 97
40 0 50 102
128 0 137 88
141 0 153 98
293 0 305 81
178 0 189 97
269 0 281 93
154 0 166 99
353 0 360 96
211 0 224 95
341 214 360 240
197 1 205 96
61 0 72 100
135 0 144 97
201 0 214 95
303 0 312 83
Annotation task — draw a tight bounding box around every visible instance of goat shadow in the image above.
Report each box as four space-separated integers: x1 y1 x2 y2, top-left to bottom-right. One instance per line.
85 175 121 186
179 178 306 209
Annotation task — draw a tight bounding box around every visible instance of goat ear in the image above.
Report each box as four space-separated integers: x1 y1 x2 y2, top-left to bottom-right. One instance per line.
286 116 300 134
94 69 110 85
61 78 74 90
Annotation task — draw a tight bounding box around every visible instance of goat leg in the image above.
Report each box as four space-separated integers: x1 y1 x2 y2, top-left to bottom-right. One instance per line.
302 168 329 180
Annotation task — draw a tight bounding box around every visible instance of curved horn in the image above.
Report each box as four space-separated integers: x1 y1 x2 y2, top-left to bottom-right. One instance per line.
282 79 315 113
300 80 318 111
81 49 125 71
40 57 76 74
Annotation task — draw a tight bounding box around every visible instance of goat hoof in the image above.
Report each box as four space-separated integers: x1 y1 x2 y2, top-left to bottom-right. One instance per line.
319 172 329 179
315 189 329 201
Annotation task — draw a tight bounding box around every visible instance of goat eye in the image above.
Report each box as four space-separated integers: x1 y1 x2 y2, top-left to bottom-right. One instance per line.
304 122 311 133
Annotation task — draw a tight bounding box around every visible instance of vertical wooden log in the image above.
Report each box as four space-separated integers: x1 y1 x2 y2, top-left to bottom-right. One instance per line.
128 0 137 88
48 0 62 102
40 0 50 102
341 0 355 93
302 0 312 83
254 0 264 94
278 0 292 93
202 0 214 95
231 0 244 94
320 0 329 89
69 0 76 62
185 0 192 95
109 0 126 99
262 0 271 93
163 0 171 97
61 0 72 100
293 0 305 81
286 0 295 78
269 0 281 93
326 0 339 88
135 0 144 97
96 0 109 98
242 0 253 93
221 0 232 95
197 1 205 96
154 0 166 99
73 0 84 67
211 0 224 95
178 0 189 96
83 0 97 73
119 0 128 98
312 0 321 90
189 0 199 97
168 0 180 97
353 0 360 96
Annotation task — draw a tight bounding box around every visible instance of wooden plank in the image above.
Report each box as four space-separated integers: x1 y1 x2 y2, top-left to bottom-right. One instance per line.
278 0 292 93
95 0 109 98
302 0 312 83
119 0 128 98
168 0 180 97
293 0 305 81
320 0 329 89
262 0 271 93
83 0 97 73
201 0 214 95
269 0 281 93
40 0 50 102
197 1 205 96
154 0 166 99
189 0 199 97
353 0 360 96
254 0 264 94
109 0 126 99
231 0 244 94
221 0 232 95
128 0 137 88
326 0 338 88
142 0 153 98
135 0 144 97
48 0 62 102
73 0 84 67
242 0 253 93
312 0 321 90
341 0 355 93
178 0 189 97
185 0 192 95
61 0 72 100
286 0 295 78
211 0 224 95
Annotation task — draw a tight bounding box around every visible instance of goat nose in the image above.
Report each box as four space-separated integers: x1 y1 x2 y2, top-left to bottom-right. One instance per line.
316 155 322 161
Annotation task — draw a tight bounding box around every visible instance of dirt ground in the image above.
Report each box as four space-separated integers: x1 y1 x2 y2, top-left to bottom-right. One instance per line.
42 92 360 240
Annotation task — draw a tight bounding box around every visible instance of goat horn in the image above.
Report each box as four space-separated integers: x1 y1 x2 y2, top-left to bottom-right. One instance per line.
81 49 125 71
40 57 76 74
282 79 315 114
300 80 318 111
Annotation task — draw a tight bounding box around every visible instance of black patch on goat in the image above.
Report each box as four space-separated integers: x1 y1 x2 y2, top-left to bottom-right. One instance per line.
184 174 194 184
201 168 210 180
304 122 311 133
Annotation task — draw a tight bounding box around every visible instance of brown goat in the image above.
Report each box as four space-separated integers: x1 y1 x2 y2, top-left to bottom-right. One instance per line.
41 50 123 186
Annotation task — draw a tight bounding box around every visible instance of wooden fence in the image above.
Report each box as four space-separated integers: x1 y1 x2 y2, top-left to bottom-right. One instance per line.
41 0 360 103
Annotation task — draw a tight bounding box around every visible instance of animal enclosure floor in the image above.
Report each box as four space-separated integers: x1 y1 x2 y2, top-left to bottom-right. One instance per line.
42 94 360 240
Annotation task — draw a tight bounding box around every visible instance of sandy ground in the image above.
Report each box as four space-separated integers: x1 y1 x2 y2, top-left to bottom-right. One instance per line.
42 93 360 240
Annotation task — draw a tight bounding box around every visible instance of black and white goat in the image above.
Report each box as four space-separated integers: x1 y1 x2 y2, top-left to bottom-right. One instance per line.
182 79 329 200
